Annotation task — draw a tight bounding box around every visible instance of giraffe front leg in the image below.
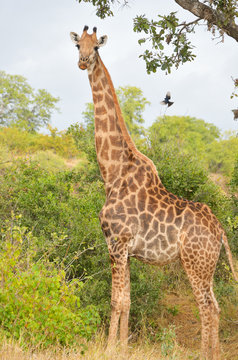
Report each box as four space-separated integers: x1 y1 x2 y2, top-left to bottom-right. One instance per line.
107 242 129 349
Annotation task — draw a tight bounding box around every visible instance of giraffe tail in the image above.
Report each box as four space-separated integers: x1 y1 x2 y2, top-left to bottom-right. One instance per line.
221 232 238 282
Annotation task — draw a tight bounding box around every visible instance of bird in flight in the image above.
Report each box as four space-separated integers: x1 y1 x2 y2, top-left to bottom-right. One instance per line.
232 109 238 120
160 91 174 107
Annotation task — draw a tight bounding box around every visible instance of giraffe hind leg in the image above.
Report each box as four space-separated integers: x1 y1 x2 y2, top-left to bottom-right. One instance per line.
198 288 220 360
187 279 220 359
180 240 220 359
209 285 220 360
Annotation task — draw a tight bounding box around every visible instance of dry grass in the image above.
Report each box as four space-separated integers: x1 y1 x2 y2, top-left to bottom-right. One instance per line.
1 325 238 360
0 335 197 360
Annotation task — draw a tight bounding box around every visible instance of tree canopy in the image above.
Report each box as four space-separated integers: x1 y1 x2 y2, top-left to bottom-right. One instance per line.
116 85 150 135
147 116 238 177
76 0 238 74
0 71 59 132
149 115 220 155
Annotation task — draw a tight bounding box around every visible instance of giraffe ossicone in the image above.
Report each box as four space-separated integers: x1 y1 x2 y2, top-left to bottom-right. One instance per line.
70 26 237 360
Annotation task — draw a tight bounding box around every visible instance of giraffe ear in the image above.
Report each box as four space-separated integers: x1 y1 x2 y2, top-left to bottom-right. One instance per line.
97 35 108 48
70 32 81 44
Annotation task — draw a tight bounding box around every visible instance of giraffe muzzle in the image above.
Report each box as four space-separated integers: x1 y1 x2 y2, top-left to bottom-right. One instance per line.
79 56 89 70
79 63 87 70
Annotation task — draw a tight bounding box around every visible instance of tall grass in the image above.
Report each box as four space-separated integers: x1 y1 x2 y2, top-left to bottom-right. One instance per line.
0 335 197 360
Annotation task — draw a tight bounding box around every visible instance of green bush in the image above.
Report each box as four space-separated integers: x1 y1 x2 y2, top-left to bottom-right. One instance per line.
67 121 100 182
0 159 106 279
130 260 164 330
206 134 238 177
230 156 238 191
0 126 79 158
194 180 232 222
30 150 67 172
0 144 11 169
80 258 165 335
146 144 208 200
0 216 100 348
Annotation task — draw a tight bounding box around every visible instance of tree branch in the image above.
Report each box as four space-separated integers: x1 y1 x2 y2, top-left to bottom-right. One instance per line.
175 0 238 42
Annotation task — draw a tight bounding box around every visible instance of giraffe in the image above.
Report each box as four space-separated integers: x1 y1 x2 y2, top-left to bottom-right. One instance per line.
70 26 238 360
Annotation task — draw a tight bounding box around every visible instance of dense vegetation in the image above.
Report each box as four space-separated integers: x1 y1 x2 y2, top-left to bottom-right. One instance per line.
0 72 237 356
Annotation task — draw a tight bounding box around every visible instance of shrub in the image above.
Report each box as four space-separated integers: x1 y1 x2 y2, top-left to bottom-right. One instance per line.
194 180 232 223
146 144 208 200
0 126 79 158
80 257 165 336
159 325 177 357
30 150 67 172
0 215 100 348
230 156 238 191
0 159 107 280
0 144 11 169
206 134 238 177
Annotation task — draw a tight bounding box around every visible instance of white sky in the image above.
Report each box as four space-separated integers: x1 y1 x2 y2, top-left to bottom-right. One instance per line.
0 0 237 133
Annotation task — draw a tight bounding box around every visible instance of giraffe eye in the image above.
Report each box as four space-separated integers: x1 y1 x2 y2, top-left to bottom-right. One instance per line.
75 44 80 50
94 46 99 51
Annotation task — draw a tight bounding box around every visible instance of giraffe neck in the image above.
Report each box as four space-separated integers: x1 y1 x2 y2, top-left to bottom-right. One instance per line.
88 55 158 190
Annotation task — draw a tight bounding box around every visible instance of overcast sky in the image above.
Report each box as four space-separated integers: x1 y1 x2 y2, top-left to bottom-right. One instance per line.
1 0 237 134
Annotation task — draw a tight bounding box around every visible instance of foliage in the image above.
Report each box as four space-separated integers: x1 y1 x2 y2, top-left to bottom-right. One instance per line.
159 325 176 357
0 71 59 132
75 0 238 73
0 143 11 168
230 156 238 190
0 159 106 278
148 115 219 159
134 12 197 74
0 215 100 347
116 85 149 135
208 0 238 29
30 150 68 173
146 142 208 200
194 179 233 226
226 168 238 256
76 0 115 18
0 126 79 158
148 117 238 177
205 133 238 176
67 103 100 182
80 257 165 334
130 260 164 330
214 278 237 304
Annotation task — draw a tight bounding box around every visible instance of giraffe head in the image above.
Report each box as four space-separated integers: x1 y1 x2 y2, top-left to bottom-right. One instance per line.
70 26 107 71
